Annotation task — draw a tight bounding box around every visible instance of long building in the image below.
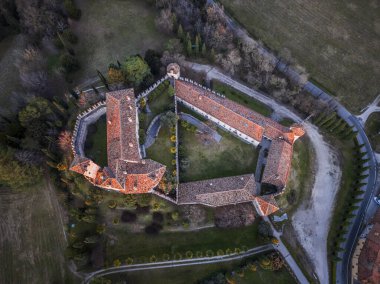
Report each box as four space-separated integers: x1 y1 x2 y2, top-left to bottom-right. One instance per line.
174 79 304 192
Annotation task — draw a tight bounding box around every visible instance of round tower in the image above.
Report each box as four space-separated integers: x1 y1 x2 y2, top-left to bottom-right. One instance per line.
167 63 180 79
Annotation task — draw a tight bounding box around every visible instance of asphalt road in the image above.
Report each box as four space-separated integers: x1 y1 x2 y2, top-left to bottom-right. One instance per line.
83 244 274 284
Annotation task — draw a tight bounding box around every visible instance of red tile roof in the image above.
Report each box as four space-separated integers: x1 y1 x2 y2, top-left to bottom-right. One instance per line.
178 174 257 207
71 89 166 195
262 139 293 190
175 79 304 191
253 195 279 216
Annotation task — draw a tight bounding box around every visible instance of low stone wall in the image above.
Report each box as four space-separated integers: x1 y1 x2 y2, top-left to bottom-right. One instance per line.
136 76 169 101
71 101 106 157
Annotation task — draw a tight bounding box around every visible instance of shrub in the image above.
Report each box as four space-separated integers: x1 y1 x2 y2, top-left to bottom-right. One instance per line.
62 29 78 44
152 212 164 224
170 147 176 154
162 254 170 261
113 259 121 267
196 251 203 258
113 217 120 225
217 249 224 256
125 257 133 265
121 211 137 223
235 248 241 254
145 223 162 234
206 250 214 257
64 0 81 20
170 135 176 142
171 211 179 221
108 200 117 209
60 53 80 73
150 255 157 262
185 251 193 258
173 253 182 260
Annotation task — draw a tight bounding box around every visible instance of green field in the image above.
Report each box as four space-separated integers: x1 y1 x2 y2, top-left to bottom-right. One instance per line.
85 115 107 167
0 182 77 283
146 125 175 173
219 0 380 113
178 120 259 182
0 34 26 113
105 221 266 264
365 112 380 152
213 80 272 116
103 254 295 284
72 0 169 83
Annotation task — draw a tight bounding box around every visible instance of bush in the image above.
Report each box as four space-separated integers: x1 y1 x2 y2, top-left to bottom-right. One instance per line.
113 218 120 225
60 53 80 73
145 223 162 235
121 211 137 223
162 253 170 261
62 29 78 44
125 257 133 265
108 200 117 209
206 250 214 257
152 212 164 224
64 0 81 20
217 249 224 256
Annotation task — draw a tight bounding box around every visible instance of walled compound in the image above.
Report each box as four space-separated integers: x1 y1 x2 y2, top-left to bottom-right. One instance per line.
70 63 305 216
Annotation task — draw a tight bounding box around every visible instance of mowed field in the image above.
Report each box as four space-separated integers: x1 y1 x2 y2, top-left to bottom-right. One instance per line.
72 0 169 83
0 182 76 283
219 0 380 113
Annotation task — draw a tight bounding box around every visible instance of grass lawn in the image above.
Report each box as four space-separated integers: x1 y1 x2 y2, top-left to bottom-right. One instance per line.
0 183 76 283
72 0 169 83
0 34 26 114
103 253 295 284
278 117 295 127
212 80 272 117
85 115 107 167
275 136 313 215
105 220 266 264
365 112 380 152
178 122 259 182
219 0 380 113
146 125 175 173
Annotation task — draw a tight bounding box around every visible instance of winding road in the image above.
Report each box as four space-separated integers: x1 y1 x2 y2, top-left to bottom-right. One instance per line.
185 60 341 284
83 244 274 284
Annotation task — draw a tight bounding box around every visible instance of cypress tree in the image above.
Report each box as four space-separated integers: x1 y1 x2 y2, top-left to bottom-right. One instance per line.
194 35 199 57
201 43 207 57
186 39 192 56
177 24 184 41
97 70 109 90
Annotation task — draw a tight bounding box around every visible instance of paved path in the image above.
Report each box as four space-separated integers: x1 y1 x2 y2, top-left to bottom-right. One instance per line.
143 115 162 149
264 217 309 284
178 112 222 142
356 94 380 125
185 61 344 283
83 244 274 284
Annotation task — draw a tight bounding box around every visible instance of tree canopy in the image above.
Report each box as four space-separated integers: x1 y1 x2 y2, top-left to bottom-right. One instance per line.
121 56 151 87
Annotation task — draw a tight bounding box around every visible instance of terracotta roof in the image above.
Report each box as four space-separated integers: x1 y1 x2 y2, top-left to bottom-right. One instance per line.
262 139 293 191
175 80 293 142
71 88 166 195
253 195 279 216
177 174 257 207
70 156 100 180
358 217 380 283
106 89 141 173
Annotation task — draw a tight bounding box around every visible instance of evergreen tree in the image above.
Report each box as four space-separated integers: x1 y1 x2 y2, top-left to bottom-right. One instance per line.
97 70 109 90
201 43 207 57
194 35 200 57
177 24 184 41
186 39 192 56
